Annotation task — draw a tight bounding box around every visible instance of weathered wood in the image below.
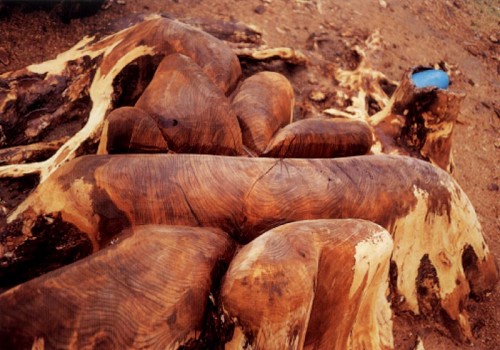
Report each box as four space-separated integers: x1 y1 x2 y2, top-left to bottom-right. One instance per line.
263 118 373 158
222 219 393 350
320 37 461 173
0 137 69 165
135 53 243 155
234 47 308 65
370 67 465 172
0 14 241 180
231 71 294 155
2 154 496 340
0 16 495 347
180 17 263 47
0 225 235 349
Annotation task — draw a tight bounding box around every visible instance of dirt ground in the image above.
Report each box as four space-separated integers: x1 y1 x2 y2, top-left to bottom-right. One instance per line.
0 0 498 349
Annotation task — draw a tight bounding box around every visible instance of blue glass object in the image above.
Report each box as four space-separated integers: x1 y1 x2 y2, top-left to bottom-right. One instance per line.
411 69 449 89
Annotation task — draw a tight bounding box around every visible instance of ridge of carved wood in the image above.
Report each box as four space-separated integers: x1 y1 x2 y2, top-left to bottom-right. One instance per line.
0 15 242 180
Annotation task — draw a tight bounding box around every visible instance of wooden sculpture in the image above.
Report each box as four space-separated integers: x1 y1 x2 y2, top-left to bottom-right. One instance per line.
0 14 497 350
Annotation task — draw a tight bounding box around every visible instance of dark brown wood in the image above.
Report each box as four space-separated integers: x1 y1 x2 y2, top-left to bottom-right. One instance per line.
0 225 235 349
222 219 393 350
231 71 294 155
135 54 243 155
263 118 373 158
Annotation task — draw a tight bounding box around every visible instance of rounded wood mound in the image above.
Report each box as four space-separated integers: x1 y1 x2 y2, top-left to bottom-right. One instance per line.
222 219 393 350
231 71 294 155
0 225 235 349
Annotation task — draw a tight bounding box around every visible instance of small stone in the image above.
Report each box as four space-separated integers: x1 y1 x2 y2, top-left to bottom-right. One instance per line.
309 90 326 102
116 0 126 5
379 0 387 8
489 34 498 43
254 5 266 14
487 183 499 192
308 77 318 84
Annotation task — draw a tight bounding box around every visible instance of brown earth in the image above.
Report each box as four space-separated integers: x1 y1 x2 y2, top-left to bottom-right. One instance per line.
0 0 498 349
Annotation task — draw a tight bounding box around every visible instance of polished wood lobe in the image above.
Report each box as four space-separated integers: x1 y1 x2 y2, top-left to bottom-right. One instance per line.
0 225 235 350
231 71 294 154
135 54 244 155
222 219 393 350
263 118 373 158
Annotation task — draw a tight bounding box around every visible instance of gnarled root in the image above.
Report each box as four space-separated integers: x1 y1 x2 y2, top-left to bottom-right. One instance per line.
0 14 241 181
0 137 68 165
321 32 462 172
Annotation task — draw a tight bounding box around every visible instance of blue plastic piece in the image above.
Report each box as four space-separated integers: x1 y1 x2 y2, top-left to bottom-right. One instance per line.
411 69 449 89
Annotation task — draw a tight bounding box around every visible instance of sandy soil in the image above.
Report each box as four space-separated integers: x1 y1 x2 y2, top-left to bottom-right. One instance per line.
0 0 498 349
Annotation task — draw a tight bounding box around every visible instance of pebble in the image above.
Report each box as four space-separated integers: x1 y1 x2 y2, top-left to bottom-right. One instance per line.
102 0 112 10
0 205 8 216
254 5 266 14
487 183 499 192
308 77 318 85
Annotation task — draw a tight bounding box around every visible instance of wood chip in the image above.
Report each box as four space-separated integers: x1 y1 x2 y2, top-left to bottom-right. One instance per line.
309 90 326 102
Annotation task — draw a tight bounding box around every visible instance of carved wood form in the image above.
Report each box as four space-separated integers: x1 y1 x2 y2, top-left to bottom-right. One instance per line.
0 15 497 349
